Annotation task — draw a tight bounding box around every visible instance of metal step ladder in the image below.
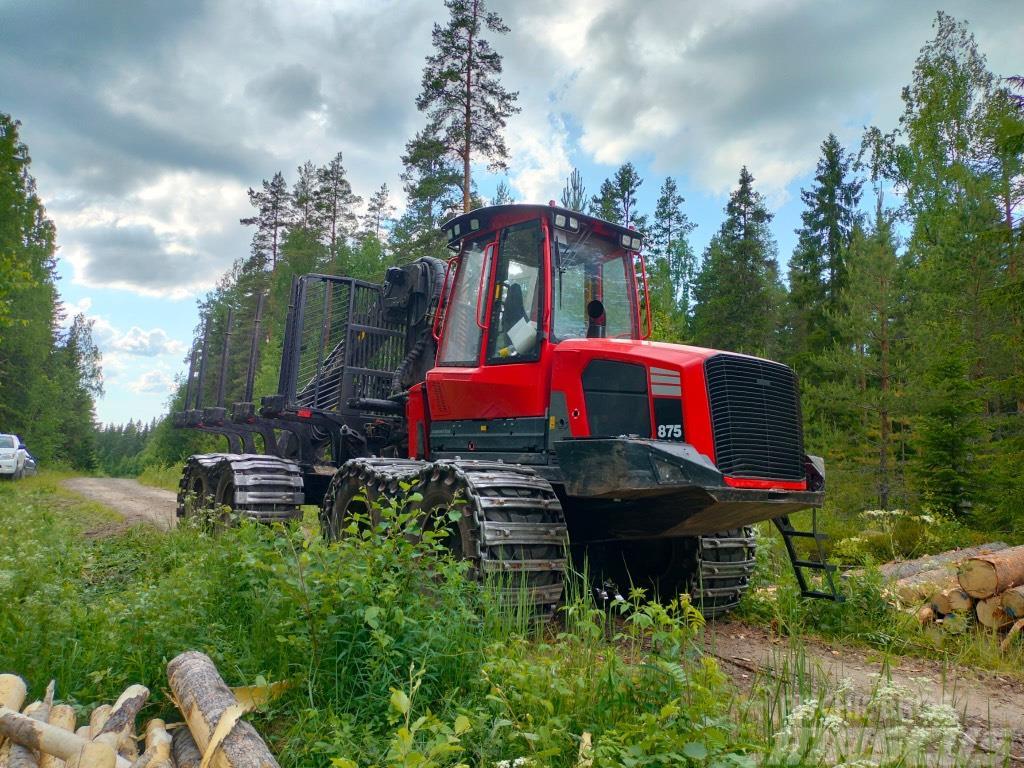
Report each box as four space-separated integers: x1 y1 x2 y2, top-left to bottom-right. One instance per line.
772 510 843 601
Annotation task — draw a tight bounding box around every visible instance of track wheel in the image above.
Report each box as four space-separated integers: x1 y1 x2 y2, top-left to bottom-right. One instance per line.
176 454 220 519
410 461 568 611
319 458 423 541
693 527 757 618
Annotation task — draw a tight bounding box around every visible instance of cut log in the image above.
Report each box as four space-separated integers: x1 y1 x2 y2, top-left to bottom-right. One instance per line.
879 542 1008 580
40 705 77 768
166 651 279 768
0 706 127 768
92 687 147 762
170 727 201 768
958 545 1024 599
139 720 171 768
87 710 109 742
0 677 27 713
976 595 1014 629
1001 585 1024 619
931 587 973 616
895 569 958 605
11 699 50 768
917 604 936 625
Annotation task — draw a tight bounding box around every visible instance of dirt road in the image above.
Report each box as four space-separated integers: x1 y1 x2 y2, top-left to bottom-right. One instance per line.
63 477 176 533
709 621 1024 758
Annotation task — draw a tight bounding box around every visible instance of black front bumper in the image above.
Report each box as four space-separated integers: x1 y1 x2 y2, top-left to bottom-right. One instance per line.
554 438 824 538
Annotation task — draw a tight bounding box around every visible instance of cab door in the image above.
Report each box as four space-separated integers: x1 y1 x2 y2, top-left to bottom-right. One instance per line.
426 218 551 423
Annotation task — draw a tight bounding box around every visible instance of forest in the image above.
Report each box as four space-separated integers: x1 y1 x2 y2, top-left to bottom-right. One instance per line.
2 8 1022 538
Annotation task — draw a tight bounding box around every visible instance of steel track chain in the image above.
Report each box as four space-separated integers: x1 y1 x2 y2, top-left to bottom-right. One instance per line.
693 526 757 617
177 453 304 523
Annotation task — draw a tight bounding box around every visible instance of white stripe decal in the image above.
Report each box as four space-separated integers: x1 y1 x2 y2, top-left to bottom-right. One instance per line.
651 384 683 397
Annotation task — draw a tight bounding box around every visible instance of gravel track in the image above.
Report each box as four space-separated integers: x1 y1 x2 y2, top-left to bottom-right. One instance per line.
62 476 176 533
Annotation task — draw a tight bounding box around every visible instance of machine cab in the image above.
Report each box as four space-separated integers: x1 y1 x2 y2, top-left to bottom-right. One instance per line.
426 204 649 425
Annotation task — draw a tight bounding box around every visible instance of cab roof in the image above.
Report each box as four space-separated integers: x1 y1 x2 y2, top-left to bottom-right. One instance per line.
441 203 645 252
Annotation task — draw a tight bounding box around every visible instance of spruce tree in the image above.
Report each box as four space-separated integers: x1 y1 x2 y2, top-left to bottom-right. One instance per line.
691 167 783 355
240 171 291 269
416 0 520 213
588 178 620 223
391 129 462 262
787 134 862 373
651 177 697 316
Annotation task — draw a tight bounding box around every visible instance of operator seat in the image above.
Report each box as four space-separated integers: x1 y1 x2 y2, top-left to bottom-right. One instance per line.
502 283 529 332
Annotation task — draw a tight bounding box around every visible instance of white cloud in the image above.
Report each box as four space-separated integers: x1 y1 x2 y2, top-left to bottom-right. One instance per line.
127 370 176 395
112 327 186 357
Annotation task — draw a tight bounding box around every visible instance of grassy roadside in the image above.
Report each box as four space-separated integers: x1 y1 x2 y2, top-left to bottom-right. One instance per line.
738 521 1024 680
136 463 181 492
1 474 1013 766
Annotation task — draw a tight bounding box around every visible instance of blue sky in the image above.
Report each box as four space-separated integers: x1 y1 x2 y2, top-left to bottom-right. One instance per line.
2 0 1019 425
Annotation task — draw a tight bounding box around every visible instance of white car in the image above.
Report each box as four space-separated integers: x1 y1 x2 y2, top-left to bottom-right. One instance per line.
0 434 28 479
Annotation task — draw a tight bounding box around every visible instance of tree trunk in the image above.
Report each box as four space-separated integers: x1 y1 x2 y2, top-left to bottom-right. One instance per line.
879 542 1008 580
0 706 125 768
958 545 1024 598
976 595 1013 629
1002 585 1024 620
462 3 476 213
39 706 76 768
166 651 279 768
170 727 202 768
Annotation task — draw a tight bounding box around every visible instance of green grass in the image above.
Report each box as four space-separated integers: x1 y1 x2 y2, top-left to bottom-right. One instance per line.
1 475 1016 767
136 463 182 492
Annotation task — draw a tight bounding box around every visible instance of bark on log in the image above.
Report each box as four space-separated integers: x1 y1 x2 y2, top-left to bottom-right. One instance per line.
1001 585 1024 619
895 569 958 605
0 706 127 768
880 542 1009 580
166 652 279 768
40 705 76 768
139 720 171 768
958 545 1024 599
976 595 1014 629
93 687 147 762
170 726 202 768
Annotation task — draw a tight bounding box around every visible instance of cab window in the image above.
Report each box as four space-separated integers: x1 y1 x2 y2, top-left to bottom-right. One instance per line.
486 220 544 363
437 237 491 366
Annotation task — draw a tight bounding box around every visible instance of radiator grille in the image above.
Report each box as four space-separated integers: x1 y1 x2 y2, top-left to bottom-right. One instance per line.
704 354 804 481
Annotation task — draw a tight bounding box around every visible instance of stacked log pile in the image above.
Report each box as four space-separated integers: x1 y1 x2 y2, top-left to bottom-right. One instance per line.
887 543 1024 646
0 652 279 768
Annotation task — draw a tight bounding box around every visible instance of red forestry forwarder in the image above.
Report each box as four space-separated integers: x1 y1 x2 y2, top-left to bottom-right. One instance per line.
174 203 839 615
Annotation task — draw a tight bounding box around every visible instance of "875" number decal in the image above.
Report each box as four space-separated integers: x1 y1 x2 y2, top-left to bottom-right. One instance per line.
657 424 682 439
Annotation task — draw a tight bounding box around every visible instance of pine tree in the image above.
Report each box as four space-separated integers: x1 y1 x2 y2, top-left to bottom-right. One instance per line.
316 152 361 251
691 167 783 355
560 168 587 211
491 179 514 205
787 134 862 373
240 171 291 269
416 0 520 213
362 183 394 242
291 161 323 234
392 129 462 263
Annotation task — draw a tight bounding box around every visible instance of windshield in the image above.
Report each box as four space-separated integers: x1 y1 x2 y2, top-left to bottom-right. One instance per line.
551 229 637 341
0 436 15 449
